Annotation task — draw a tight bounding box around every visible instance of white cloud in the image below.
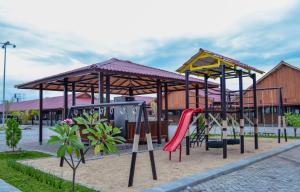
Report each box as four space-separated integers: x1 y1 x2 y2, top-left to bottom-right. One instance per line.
0 0 298 99
0 0 297 56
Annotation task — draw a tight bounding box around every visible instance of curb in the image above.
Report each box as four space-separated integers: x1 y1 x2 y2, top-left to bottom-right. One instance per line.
144 141 300 192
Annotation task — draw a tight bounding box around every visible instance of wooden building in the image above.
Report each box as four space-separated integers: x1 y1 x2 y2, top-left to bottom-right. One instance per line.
162 88 220 122
244 61 300 124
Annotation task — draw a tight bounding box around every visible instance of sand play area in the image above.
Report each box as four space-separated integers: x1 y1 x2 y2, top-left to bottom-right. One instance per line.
22 138 297 192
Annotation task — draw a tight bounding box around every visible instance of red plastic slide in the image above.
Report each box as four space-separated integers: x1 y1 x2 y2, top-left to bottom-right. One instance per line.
163 108 202 161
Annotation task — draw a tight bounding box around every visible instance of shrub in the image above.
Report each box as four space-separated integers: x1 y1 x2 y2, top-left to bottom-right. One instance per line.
285 112 300 137
5 118 22 151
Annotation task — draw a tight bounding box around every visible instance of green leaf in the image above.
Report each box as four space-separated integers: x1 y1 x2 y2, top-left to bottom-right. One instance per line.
82 129 89 134
57 145 67 157
94 144 101 155
67 146 73 155
47 136 61 144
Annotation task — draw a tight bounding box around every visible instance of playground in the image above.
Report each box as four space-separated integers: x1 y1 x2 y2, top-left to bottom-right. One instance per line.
3 49 299 192
21 138 293 192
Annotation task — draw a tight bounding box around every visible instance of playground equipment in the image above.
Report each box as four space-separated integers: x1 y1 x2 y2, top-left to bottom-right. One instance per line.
60 101 157 187
177 49 264 159
163 108 202 161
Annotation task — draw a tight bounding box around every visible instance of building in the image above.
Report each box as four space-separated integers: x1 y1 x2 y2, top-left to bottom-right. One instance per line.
162 88 221 122
244 61 300 124
0 93 154 126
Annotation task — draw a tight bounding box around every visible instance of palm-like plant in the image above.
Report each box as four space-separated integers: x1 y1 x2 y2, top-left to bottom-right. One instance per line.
48 119 84 192
49 113 125 192
74 112 125 155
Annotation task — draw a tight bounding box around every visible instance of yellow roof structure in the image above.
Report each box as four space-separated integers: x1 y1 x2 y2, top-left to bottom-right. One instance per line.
177 48 264 78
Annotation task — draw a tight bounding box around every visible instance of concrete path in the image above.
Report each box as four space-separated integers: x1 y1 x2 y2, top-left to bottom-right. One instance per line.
0 179 21 192
182 145 300 192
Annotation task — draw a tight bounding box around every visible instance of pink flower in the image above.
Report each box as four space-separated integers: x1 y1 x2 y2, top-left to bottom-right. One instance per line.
63 118 74 125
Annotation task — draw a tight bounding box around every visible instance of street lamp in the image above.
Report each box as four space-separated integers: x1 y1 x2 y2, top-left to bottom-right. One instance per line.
0 41 16 127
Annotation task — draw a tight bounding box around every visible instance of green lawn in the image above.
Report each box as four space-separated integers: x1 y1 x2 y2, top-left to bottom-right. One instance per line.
0 151 97 192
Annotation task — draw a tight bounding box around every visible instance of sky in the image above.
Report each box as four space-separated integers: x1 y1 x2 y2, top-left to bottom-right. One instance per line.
0 0 300 101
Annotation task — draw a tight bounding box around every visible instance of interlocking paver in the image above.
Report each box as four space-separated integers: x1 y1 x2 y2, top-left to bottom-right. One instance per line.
182 146 300 192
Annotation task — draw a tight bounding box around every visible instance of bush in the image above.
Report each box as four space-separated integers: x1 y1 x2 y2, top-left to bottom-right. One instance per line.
285 112 300 137
5 118 22 151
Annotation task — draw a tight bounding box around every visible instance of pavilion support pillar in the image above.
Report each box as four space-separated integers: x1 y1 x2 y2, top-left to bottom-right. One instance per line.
220 64 227 159
98 72 104 118
39 84 43 145
164 83 169 142
72 82 76 106
204 74 209 151
129 87 134 96
50 110 53 126
185 70 190 155
91 85 95 104
63 78 68 119
251 73 258 149
238 70 245 154
156 80 162 144
106 75 111 119
195 84 200 146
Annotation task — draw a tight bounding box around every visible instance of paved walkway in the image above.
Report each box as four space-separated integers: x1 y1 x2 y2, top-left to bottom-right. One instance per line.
183 146 300 192
0 179 21 192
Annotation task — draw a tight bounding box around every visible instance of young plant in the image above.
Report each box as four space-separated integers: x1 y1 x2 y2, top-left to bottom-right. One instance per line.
5 118 22 152
48 119 84 192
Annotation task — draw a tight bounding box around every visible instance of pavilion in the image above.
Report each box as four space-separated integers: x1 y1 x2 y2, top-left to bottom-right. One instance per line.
16 58 218 144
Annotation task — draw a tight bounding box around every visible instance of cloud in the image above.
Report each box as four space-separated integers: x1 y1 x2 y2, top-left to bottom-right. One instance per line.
0 0 299 100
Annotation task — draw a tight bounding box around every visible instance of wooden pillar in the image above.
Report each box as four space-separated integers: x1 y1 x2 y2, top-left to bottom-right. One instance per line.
156 80 162 144
164 83 169 141
185 70 190 155
129 87 134 96
98 72 104 118
195 84 200 146
91 85 95 104
39 84 43 145
220 64 227 159
106 75 111 119
252 73 258 149
204 75 209 151
50 110 53 126
63 78 68 119
279 88 287 142
98 72 104 103
72 82 76 106
238 70 245 153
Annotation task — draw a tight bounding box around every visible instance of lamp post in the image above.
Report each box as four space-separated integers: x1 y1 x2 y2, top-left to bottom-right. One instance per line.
1 41 16 127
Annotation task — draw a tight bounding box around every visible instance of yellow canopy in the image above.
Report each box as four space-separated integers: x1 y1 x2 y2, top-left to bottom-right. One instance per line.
177 49 264 78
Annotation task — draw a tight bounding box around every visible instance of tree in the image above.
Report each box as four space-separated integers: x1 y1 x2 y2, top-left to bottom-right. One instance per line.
10 111 22 123
5 118 22 151
285 112 300 137
48 113 125 192
29 109 39 125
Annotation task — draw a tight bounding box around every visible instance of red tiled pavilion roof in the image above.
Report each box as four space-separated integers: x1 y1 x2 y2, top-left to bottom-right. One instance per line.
16 58 218 95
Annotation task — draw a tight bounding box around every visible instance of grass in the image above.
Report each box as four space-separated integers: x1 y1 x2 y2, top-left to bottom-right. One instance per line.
0 150 98 192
